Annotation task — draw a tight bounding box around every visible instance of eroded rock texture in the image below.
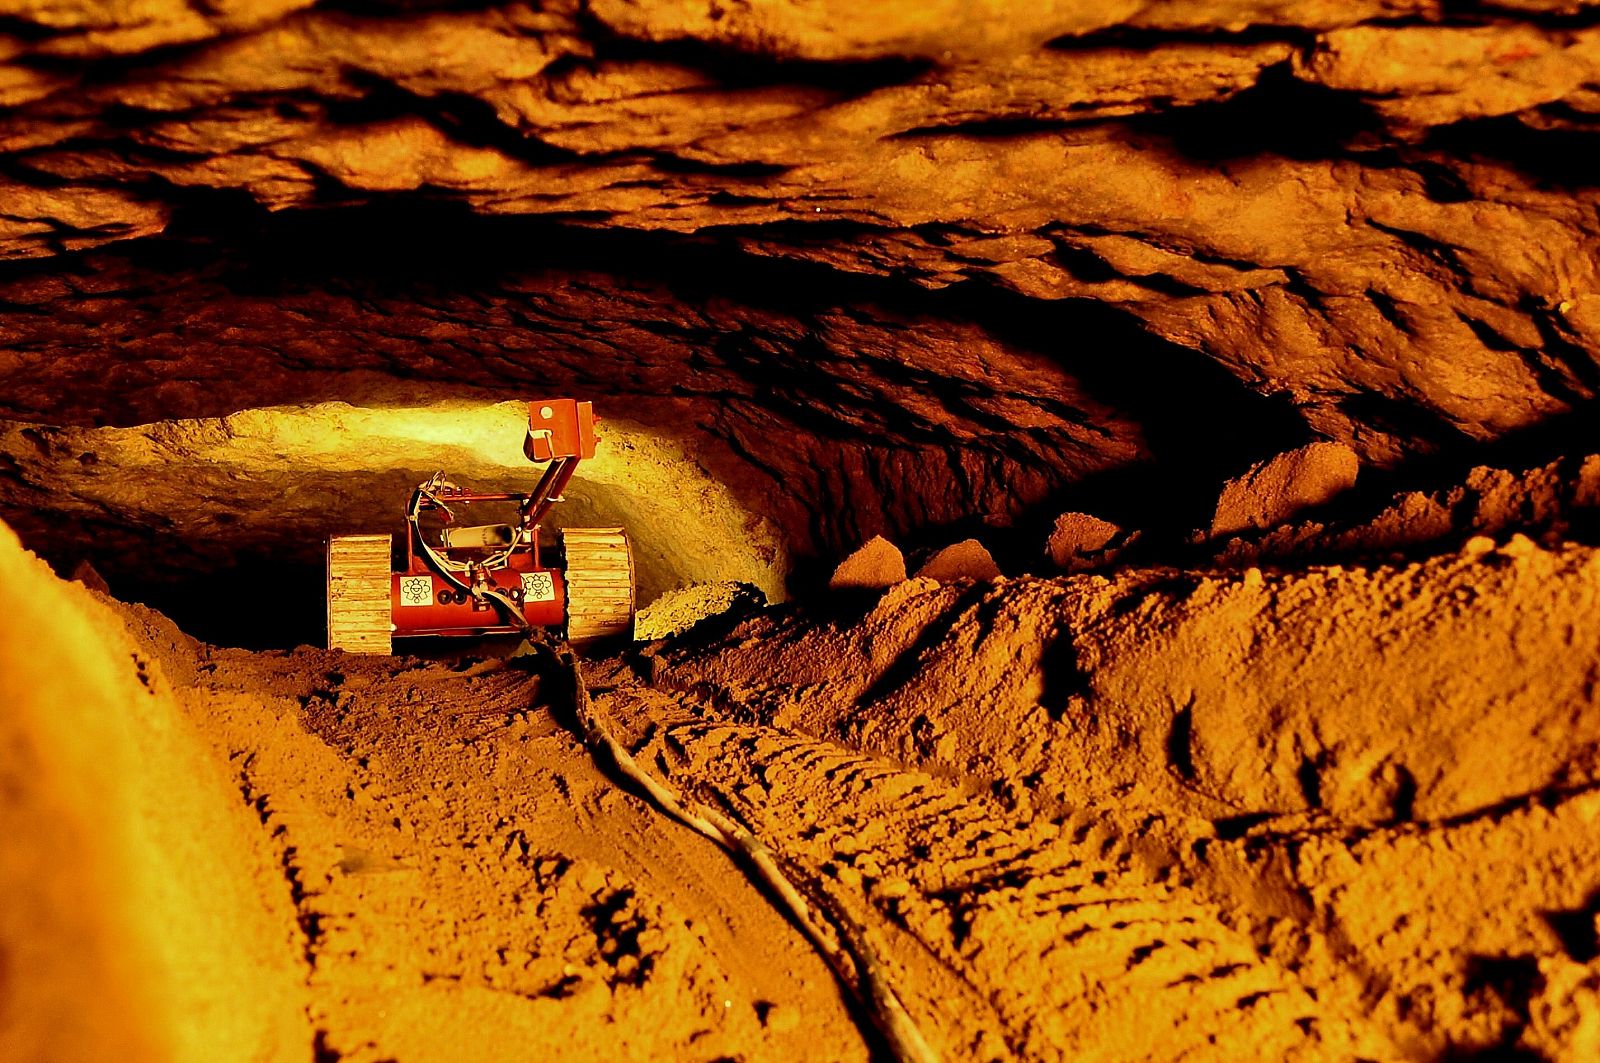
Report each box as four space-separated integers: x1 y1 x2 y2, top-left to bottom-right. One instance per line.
3 0 1600 570
0 216 1299 577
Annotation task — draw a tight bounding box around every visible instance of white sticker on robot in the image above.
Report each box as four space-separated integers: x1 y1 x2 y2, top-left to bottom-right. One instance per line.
522 572 555 602
399 575 433 607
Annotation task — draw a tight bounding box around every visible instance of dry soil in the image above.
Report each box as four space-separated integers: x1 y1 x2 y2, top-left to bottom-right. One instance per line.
4 516 1599 1061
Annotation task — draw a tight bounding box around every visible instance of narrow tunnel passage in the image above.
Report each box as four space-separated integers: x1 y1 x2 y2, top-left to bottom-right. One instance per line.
6 3 1600 1059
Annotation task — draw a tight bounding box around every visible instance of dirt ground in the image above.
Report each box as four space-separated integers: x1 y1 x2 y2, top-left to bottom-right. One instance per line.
641 537 1600 1059
4 512 1600 1060
106 603 871 1062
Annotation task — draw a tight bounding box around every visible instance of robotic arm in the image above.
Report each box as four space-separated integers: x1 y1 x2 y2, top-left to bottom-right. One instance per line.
403 400 600 632
521 399 599 529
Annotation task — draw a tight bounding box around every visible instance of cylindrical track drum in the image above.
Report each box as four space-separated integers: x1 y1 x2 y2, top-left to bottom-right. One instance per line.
561 527 635 647
327 534 393 654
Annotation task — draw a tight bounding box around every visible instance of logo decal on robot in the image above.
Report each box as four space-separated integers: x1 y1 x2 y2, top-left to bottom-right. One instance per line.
399 576 433 606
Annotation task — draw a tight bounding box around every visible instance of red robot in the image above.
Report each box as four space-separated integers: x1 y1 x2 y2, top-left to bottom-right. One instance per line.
326 399 633 653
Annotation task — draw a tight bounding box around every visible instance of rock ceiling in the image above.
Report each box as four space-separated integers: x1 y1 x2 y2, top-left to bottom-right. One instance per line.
2 0 1599 567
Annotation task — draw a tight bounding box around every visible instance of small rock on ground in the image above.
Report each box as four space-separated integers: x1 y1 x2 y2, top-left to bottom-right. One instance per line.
1046 512 1124 572
829 536 906 590
913 539 1000 582
1209 442 1359 539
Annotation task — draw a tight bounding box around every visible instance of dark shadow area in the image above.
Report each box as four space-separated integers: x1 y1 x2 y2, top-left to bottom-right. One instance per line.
1543 886 1600 964
1046 25 1311 51
1037 626 1094 720
1453 954 1543 1058
1426 116 1600 191
82 556 329 651
1129 64 1384 163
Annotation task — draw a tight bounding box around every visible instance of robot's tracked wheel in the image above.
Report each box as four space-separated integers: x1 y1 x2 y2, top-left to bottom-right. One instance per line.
562 527 635 648
327 534 393 654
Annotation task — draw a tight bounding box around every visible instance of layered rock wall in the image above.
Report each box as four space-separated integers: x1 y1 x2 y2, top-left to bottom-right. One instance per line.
4 0 1599 470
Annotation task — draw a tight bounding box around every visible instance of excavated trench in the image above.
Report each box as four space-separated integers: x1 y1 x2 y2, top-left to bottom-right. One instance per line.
6 3 1600 1061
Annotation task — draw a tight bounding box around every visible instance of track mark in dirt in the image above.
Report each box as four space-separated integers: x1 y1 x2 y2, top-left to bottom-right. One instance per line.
606 686 1397 1061
142 633 872 1063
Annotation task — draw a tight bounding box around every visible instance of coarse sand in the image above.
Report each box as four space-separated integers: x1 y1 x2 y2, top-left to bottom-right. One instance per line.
4 516 1599 1060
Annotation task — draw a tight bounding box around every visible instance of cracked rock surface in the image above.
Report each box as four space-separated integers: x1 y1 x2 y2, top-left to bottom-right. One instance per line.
4 0 1600 501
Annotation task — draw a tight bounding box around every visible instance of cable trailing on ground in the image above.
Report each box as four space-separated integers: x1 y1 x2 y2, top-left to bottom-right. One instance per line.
537 642 938 1063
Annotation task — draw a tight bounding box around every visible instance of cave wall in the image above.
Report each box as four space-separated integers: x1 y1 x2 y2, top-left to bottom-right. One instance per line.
5 0 1600 443
0 214 1308 580
4 0 1600 596
0 520 309 1060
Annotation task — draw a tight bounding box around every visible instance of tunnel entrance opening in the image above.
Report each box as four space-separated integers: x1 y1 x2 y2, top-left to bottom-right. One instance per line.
17 204 1589 654
1 400 787 650
0 207 1343 650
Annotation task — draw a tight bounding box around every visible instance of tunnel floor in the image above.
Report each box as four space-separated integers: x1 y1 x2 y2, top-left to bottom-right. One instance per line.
8 498 1600 1060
